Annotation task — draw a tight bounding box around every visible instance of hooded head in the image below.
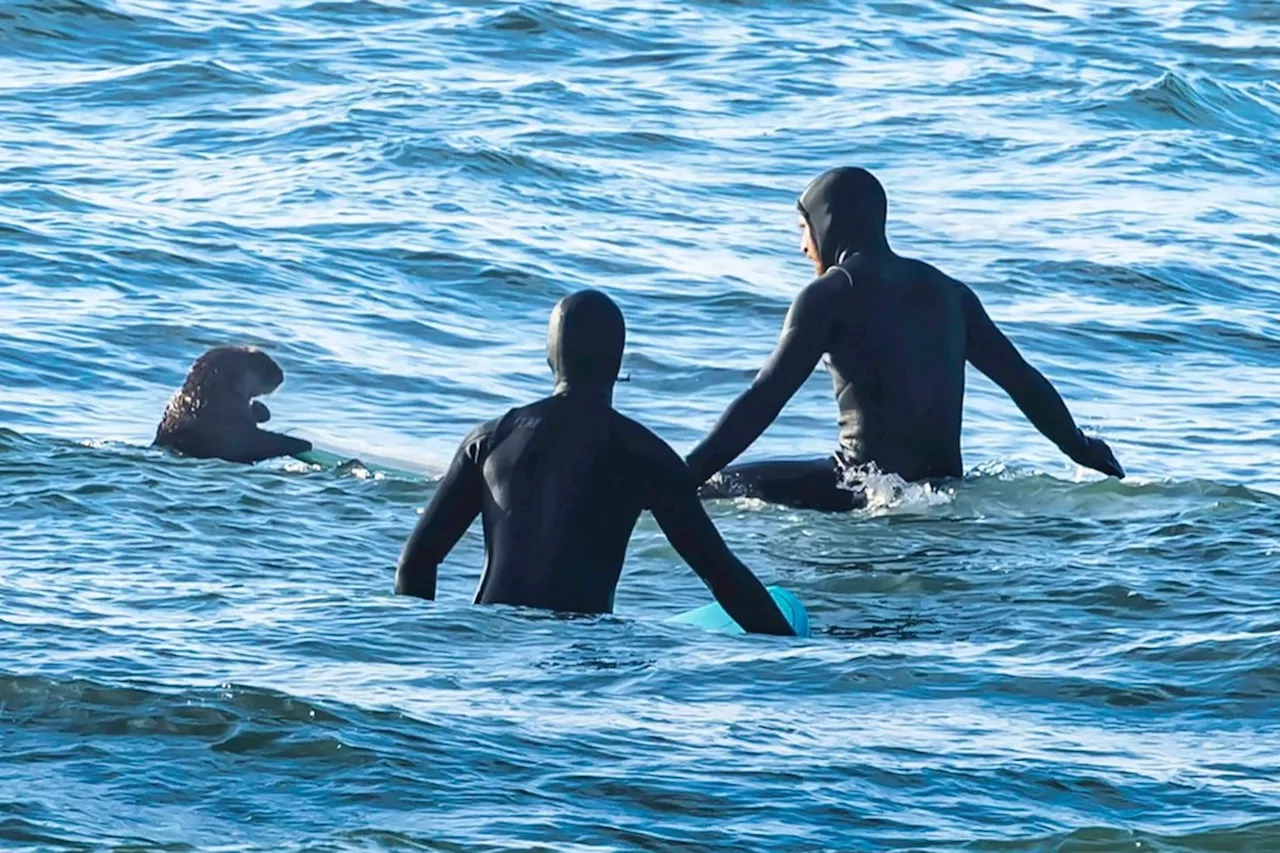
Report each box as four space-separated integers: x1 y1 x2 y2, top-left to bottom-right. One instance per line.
547 289 625 393
797 167 888 274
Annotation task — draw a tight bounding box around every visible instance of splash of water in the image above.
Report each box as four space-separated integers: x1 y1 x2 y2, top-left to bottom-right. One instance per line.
839 461 955 514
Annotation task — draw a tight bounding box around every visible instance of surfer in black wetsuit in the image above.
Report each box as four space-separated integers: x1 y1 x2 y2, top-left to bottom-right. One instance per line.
395 289 794 636
688 167 1124 512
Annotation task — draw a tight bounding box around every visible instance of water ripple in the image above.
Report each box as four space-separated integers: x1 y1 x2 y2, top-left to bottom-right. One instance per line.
2 0 1279 848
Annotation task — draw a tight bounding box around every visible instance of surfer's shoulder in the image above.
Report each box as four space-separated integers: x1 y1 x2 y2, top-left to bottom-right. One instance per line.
456 416 503 462
607 411 681 469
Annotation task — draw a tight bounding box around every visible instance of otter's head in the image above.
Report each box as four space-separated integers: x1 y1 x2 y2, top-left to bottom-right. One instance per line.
184 346 285 401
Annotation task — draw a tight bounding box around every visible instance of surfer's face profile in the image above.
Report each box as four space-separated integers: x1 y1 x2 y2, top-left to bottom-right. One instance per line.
799 214 824 276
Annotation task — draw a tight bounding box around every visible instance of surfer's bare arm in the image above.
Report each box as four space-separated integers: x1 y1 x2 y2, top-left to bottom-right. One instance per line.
685 277 836 485
647 446 793 636
395 427 486 600
962 285 1124 478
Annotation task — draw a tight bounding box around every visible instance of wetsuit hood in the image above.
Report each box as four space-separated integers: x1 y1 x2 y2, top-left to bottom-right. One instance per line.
547 289 625 392
797 167 888 269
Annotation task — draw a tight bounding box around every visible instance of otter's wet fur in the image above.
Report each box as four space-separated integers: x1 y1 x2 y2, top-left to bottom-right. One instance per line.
154 347 312 464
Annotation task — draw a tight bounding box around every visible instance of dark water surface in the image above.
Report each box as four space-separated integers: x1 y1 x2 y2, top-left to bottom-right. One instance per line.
2 1 1279 850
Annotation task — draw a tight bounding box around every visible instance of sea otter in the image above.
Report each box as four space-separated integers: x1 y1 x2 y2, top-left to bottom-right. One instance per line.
154 346 313 464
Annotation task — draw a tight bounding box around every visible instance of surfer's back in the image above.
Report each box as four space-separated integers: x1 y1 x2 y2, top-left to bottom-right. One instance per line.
471 394 667 613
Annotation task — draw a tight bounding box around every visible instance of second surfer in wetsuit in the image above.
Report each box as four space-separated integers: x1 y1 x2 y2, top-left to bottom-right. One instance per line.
687 167 1124 512
395 289 794 636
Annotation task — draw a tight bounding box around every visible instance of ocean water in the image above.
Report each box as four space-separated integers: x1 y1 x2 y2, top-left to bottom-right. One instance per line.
2 0 1279 849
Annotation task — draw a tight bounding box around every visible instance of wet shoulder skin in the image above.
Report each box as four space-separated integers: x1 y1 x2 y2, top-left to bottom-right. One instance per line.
395 394 794 636
686 253 1124 484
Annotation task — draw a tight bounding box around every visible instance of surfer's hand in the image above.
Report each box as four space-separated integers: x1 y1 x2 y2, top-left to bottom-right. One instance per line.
250 400 271 423
1073 434 1124 479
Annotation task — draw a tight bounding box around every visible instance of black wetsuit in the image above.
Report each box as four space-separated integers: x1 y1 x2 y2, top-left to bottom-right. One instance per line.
396 291 794 636
687 168 1123 511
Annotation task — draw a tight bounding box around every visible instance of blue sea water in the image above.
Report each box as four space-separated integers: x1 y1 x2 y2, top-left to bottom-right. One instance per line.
2 0 1279 849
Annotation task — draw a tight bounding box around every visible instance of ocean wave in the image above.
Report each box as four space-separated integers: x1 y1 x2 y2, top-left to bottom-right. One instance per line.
282 0 428 25
478 2 652 46
380 136 589 185
0 0 200 67
0 673 348 734
966 820 1280 852
3 0 1280 847
14 58 282 107
0 0 135 29
1088 70 1280 135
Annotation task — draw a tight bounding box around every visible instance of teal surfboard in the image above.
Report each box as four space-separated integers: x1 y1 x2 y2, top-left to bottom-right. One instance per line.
667 585 810 638
292 448 350 469
292 448 420 480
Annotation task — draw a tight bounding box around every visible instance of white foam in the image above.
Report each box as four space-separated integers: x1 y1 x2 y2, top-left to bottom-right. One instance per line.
840 463 955 514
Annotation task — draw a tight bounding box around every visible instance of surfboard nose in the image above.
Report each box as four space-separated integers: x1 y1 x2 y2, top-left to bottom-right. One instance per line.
666 585 810 638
